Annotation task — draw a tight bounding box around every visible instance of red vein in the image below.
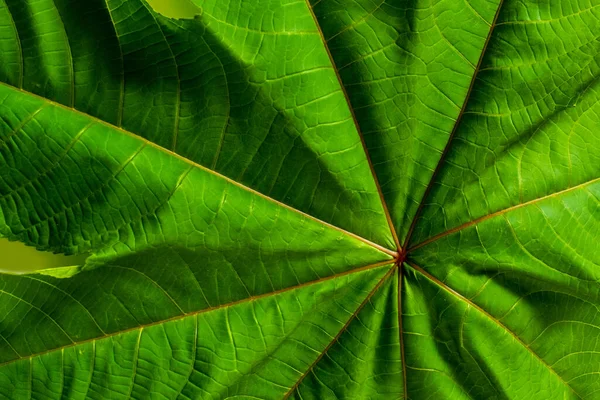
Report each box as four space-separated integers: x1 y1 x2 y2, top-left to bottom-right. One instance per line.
402 0 505 251
408 176 600 252
283 265 396 398
397 5 505 396
397 262 408 398
0 80 396 258
407 261 582 399
0 260 394 369
304 0 401 252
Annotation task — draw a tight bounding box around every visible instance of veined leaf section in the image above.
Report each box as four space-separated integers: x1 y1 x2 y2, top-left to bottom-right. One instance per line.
406 0 600 248
0 83 392 260
289 266 403 399
0 81 401 398
0 0 599 398
401 263 588 400
407 178 600 398
0 0 395 249
0 264 394 399
307 0 504 243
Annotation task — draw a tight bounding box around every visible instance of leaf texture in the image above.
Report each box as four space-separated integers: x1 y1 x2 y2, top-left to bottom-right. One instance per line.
0 0 599 398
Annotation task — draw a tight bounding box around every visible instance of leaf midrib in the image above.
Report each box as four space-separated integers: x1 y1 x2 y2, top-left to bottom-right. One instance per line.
393 4 507 393
303 0 401 251
0 259 394 369
408 176 600 252
407 262 583 399
402 0 507 251
345 0 506 397
282 264 397 398
0 80 397 258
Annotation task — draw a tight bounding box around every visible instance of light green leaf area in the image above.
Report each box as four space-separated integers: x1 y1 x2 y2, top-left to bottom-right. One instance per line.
146 0 199 19
0 0 599 398
0 238 86 273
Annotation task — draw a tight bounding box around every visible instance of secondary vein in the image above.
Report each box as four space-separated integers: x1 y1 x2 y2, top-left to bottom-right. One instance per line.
401 0 506 251
303 0 401 252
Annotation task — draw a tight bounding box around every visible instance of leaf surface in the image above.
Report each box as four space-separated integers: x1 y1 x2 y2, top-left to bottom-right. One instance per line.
0 0 599 398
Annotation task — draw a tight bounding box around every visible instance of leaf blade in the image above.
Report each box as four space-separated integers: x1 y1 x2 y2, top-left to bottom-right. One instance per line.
0 263 394 398
308 0 504 243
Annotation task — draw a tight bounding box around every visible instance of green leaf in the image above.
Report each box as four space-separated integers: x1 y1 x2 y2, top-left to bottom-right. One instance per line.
0 0 599 398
